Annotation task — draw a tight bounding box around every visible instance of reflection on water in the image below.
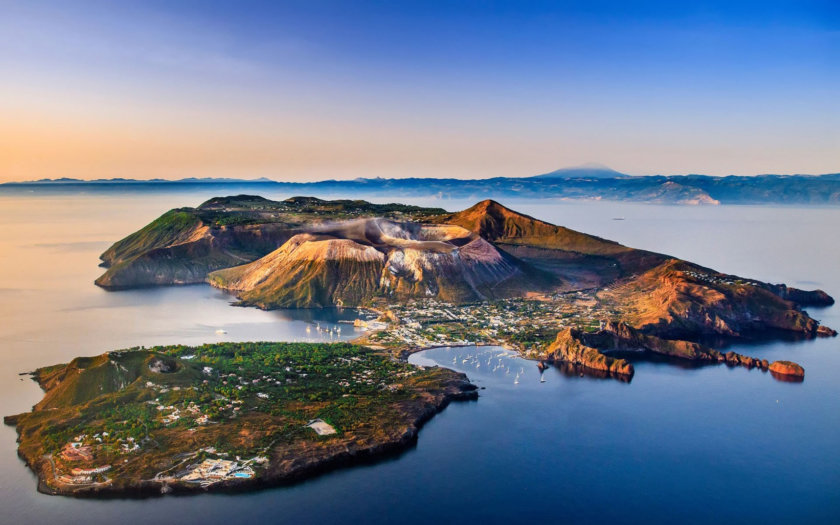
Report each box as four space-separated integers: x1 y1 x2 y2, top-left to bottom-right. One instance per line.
410 345 638 387
553 360 633 382
769 370 806 383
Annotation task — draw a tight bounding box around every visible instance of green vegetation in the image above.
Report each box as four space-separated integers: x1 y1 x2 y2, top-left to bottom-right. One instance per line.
100 209 202 265
6 342 470 495
192 195 448 228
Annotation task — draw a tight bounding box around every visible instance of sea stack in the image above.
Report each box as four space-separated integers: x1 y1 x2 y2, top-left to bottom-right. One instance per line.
769 360 805 380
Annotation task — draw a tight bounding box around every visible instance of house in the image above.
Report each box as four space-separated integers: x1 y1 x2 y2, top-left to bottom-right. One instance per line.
305 418 337 436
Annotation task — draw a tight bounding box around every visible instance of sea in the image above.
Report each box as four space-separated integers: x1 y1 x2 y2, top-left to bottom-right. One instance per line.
0 189 837 524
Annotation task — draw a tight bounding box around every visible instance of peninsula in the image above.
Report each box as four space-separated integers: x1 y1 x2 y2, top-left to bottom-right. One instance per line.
5 342 476 496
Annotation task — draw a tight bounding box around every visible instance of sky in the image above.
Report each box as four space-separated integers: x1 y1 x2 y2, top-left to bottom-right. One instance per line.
0 0 837 182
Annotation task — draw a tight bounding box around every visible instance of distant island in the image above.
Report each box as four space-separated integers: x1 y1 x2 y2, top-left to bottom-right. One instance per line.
7 195 836 497
3 165 840 205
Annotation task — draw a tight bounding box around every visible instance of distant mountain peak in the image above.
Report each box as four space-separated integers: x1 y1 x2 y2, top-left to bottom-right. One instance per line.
575 162 614 170
534 163 627 179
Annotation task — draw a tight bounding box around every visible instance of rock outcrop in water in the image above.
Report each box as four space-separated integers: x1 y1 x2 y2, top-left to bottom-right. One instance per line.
544 328 635 377
768 360 806 379
542 320 787 378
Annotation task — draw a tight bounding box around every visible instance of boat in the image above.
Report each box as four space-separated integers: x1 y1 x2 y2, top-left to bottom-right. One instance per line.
540 375 546 383
215 329 227 335
514 373 520 385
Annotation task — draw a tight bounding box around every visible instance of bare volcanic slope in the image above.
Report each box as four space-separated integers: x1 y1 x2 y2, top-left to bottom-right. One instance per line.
601 259 835 339
209 218 544 308
433 199 626 253
432 199 668 288
95 196 447 289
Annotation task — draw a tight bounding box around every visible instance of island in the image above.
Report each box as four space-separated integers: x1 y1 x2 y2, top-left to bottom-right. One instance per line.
94 195 835 378
6 195 835 497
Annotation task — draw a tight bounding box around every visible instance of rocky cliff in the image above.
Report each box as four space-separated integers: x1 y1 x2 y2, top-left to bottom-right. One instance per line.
542 320 803 381
543 328 635 377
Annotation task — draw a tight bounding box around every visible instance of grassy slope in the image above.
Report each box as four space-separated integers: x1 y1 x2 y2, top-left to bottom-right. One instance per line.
100 209 204 266
5 342 470 495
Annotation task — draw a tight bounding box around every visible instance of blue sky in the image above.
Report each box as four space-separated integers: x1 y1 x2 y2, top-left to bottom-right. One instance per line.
0 0 837 180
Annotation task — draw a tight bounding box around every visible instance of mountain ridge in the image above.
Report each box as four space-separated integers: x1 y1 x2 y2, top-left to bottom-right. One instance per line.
5 171 840 205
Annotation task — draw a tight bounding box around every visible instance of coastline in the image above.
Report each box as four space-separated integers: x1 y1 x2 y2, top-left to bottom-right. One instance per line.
5 355 477 499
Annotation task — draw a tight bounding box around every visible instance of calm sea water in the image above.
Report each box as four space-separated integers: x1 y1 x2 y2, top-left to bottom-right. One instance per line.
0 191 838 524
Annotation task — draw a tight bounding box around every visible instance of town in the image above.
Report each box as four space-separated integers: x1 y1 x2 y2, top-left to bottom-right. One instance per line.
361 290 622 358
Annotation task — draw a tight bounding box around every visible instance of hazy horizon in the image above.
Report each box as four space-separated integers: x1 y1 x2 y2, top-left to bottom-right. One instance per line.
4 162 840 185
1 1 837 182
